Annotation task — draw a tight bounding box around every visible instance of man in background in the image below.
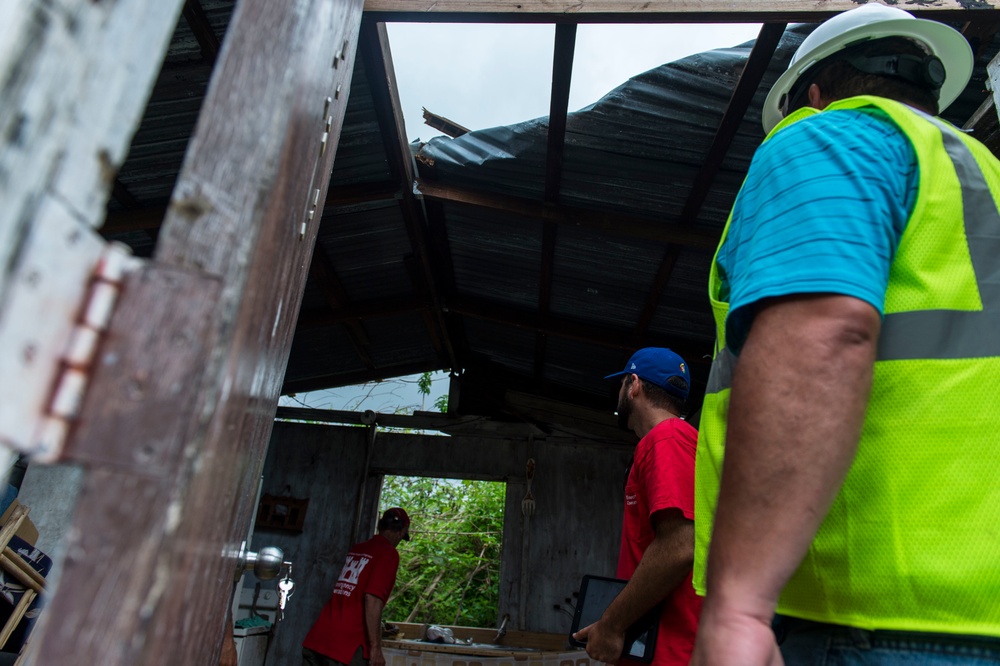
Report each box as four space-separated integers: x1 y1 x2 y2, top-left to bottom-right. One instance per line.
303 508 411 666
692 5 1000 663
574 348 701 665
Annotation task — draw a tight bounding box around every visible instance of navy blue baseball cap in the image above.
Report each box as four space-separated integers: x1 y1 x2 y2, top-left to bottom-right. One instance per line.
605 348 691 400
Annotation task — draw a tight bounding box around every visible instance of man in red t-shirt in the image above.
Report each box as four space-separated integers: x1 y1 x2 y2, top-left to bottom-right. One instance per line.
302 508 412 666
574 348 702 666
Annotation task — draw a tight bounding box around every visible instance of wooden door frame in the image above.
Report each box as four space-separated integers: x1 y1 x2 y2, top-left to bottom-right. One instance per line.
24 1 365 663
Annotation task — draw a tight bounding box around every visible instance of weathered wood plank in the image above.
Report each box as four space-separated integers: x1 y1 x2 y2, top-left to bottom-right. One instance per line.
358 20 460 370
61 265 222 473
0 0 184 249
362 1 998 21
0 0 185 459
32 0 366 663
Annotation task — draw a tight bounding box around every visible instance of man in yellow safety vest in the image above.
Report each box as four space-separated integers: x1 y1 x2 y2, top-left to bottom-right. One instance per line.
691 5 1000 664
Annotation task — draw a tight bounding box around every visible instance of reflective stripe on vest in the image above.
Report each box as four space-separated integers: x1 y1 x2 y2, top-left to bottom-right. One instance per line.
878 113 1000 360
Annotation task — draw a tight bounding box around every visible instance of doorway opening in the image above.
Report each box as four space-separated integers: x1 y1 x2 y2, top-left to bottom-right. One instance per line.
379 475 505 628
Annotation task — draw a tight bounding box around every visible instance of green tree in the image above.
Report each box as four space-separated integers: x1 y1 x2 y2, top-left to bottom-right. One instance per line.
380 476 505 627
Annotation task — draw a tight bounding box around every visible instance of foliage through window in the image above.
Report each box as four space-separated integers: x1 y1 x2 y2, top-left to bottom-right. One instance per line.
379 476 504 628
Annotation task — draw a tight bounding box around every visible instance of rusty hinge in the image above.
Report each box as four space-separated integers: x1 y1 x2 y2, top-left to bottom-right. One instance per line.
32 242 139 462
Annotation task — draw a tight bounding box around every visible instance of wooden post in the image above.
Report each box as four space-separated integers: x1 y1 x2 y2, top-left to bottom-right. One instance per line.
27 0 365 663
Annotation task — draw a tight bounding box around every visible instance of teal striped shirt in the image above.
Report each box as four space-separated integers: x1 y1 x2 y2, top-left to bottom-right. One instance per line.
718 107 918 353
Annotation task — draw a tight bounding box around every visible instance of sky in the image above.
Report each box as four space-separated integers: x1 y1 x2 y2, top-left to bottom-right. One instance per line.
284 22 763 414
386 22 763 143
280 371 450 414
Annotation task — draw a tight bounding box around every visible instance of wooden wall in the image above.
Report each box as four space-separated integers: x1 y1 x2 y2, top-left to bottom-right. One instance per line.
250 421 632 664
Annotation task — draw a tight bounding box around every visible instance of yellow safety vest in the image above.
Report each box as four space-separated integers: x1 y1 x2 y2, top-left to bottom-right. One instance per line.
694 96 1000 635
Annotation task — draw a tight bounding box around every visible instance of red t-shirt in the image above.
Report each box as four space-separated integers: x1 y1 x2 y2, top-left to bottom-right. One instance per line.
303 534 400 663
617 418 702 666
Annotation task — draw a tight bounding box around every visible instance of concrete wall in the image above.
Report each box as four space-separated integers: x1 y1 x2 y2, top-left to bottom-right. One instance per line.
254 421 632 664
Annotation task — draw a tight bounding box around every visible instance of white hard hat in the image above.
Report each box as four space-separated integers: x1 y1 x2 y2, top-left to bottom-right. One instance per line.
762 4 973 133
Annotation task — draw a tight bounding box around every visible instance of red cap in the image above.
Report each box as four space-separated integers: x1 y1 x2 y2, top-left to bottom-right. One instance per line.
382 507 411 540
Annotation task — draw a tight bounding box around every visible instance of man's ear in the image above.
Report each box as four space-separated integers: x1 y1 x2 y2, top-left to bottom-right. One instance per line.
807 83 832 110
627 373 641 398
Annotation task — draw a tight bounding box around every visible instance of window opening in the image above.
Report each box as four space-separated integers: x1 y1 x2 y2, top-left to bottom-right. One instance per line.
379 475 505 628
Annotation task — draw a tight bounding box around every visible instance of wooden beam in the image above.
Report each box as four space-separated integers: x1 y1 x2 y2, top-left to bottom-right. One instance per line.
677 22 784 226
358 19 461 371
963 93 1000 155
36 1 366 664
275 405 542 436
361 2 995 22
423 108 470 137
282 359 446 395
543 24 575 203
535 24 577 379
631 23 783 341
416 180 721 248
182 0 221 63
112 178 141 209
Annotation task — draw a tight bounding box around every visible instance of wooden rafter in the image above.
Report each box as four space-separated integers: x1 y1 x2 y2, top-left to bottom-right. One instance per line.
182 0 221 62
678 22 786 227
111 178 141 209
422 108 470 137
535 23 576 378
631 22 784 343
964 93 1000 154
416 180 720 247
358 19 461 372
543 24 576 204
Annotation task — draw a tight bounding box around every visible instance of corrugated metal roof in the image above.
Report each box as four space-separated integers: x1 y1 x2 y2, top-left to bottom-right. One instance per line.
104 12 1000 421
417 38 769 226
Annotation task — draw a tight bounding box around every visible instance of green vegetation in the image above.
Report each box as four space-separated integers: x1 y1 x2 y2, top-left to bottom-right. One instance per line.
380 476 505 628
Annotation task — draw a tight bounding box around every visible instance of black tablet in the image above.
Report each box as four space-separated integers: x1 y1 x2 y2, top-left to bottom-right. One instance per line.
567 575 661 663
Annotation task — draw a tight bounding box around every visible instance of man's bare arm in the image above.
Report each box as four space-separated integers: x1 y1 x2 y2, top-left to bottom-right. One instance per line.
692 294 880 666
364 594 387 666
574 508 693 664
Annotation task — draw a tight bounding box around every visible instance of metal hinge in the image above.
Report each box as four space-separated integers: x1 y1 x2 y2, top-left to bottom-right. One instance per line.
32 242 139 461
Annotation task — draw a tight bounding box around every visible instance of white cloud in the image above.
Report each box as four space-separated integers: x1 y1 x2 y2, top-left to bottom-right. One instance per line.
386 22 762 143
